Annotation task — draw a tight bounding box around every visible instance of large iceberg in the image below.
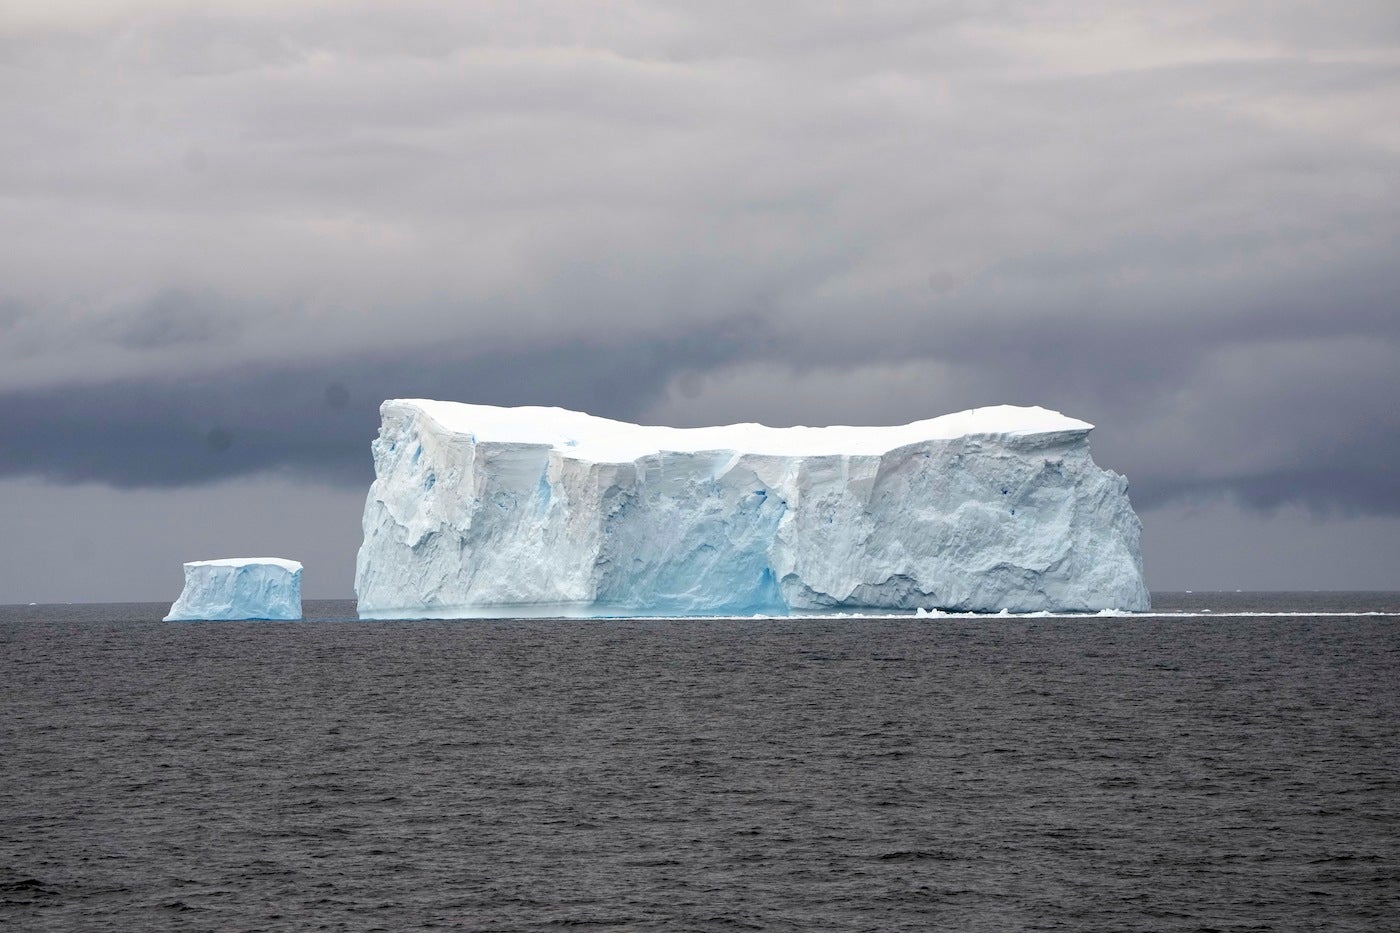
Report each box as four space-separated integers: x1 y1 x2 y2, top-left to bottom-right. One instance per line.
354 400 1148 618
164 558 303 621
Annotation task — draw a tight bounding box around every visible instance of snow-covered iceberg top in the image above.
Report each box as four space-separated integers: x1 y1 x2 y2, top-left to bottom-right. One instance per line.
355 400 1148 618
402 399 1093 461
164 558 303 621
181 557 303 572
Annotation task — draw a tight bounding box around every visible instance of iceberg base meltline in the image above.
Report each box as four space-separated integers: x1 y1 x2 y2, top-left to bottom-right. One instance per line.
354 400 1149 619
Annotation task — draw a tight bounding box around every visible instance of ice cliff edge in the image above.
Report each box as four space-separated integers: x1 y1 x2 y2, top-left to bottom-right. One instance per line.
164 558 303 621
354 400 1149 618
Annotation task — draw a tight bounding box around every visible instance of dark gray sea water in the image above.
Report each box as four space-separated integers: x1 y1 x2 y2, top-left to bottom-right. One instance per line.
2 593 1398 931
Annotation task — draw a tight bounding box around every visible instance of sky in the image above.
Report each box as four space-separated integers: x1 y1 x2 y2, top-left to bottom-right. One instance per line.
2 1 1398 602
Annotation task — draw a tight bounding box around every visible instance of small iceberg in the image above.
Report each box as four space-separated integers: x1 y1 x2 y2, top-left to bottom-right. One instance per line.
164 558 303 621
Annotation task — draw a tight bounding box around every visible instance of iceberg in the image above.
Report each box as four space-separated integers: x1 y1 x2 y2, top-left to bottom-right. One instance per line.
164 558 303 621
354 400 1149 618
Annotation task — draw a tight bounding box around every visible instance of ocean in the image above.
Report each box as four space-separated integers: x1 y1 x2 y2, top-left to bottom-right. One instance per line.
2 594 1397 931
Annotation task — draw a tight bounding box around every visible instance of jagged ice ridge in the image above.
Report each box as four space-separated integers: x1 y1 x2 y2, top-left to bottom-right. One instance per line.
354 401 1148 618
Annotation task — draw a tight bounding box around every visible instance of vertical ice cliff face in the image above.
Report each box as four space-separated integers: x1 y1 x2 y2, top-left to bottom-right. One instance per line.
354 400 1149 618
164 558 303 621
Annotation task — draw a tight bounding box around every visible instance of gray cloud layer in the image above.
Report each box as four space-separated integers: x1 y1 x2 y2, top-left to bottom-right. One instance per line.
3 2 1399 526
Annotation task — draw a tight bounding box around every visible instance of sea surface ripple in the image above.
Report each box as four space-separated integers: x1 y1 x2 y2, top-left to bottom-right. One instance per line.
2 593 1398 931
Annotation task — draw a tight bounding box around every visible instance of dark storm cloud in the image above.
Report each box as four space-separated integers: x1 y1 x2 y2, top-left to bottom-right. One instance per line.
4 299 1397 517
1 0 1398 524
0 314 771 487
108 289 238 350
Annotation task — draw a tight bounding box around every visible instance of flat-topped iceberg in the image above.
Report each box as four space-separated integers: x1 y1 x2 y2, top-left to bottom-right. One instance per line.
164 558 303 621
354 400 1148 618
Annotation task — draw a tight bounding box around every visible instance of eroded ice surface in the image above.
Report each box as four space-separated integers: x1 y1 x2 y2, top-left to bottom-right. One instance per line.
164 558 303 621
355 401 1149 618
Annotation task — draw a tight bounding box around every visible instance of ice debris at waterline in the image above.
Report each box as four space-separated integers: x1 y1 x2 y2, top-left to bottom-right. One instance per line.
354 400 1149 619
164 558 303 621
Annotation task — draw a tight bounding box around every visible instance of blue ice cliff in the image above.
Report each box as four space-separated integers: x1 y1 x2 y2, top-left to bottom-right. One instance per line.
164 558 303 621
354 400 1149 618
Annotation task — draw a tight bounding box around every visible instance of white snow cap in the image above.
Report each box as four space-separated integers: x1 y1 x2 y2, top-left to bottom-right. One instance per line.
183 558 303 571
397 400 1091 463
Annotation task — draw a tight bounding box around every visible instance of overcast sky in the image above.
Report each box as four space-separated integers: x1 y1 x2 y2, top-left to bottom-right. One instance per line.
2 1 1398 602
